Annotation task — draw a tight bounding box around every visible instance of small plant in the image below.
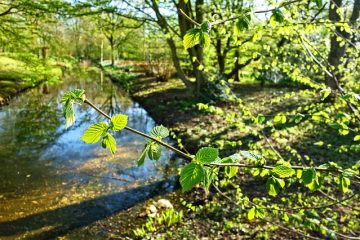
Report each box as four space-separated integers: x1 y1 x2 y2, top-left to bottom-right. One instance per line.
133 208 183 238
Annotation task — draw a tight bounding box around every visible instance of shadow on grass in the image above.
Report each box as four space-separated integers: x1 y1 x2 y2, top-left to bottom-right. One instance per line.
0 179 177 240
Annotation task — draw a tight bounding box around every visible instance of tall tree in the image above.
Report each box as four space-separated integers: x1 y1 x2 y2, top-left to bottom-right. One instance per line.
325 0 360 90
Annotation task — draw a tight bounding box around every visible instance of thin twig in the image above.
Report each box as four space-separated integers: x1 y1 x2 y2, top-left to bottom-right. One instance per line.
178 8 200 26
212 0 302 26
84 99 193 160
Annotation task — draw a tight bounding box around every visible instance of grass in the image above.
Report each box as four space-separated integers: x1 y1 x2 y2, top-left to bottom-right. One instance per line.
0 54 63 105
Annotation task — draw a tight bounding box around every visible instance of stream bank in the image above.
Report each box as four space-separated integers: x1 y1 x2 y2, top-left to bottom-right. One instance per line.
0 66 182 239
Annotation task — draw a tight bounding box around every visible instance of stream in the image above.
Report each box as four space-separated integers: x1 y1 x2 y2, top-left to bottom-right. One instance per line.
0 68 181 239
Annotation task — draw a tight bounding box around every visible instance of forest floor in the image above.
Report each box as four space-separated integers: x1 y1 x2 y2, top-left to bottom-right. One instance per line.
98 62 360 239
65 63 360 239
0 54 64 106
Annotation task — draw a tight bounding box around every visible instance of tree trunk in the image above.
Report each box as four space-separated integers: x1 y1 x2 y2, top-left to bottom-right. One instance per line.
110 36 115 67
234 49 240 82
325 0 359 90
178 0 207 98
149 0 195 94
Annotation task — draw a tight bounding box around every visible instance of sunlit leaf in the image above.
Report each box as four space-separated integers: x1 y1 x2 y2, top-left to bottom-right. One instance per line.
180 162 206 192
183 28 201 49
272 165 295 178
148 142 161 160
81 122 108 144
195 147 219 164
150 125 169 139
137 145 149 166
200 20 211 33
266 176 285 196
101 133 116 155
248 207 256 220
110 114 128 131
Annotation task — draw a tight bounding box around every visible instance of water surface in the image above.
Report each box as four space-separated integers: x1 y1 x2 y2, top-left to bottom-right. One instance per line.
0 68 180 239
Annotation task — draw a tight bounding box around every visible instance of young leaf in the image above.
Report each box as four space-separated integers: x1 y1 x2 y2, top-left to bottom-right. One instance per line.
234 14 251 35
248 207 256 220
61 89 86 128
195 147 219 164
63 101 75 128
354 135 360 141
61 89 85 104
148 143 161 160
183 28 201 49
101 133 116 155
200 20 211 33
255 114 266 124
222 155 239 178
110 114 128 131
137 145 149 166
225 166 238 178
199 32 210 48
302 168 321 191
274 114 286 124
337 175 350 193
272 165 295 178
270 9 284 25
180 162 206 192
81 122 108 144
239 151 261 161
321 88 331 100
312 0 323 8
150 125 169 139
266 176 285 197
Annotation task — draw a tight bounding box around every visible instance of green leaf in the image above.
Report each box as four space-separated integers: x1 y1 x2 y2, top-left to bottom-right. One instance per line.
255 114 266 124
270 9 284 25
195 147 219 164
81 122 108 144
337 175 350 193
180 163 206 192
313 0 323 8
248 207 256 220
183 28 201 49
274 114 286 124
301 168 316 184
301 168 321 191
200 21 211 33
63 101 76 128
272 165 295 178
225 166 238 178
137 145 149 166
110 114 128 131
61 89 86 128
354 135 360 141
255 208 266 219
222 154 239 178
293 113 304 124
266 176 285 197
234 14 251 35
239 151 261 161
61 89 85 104
101 133 116 155
199 32 210 47
321 88 331 100
148 143 161 160
150 125 169 139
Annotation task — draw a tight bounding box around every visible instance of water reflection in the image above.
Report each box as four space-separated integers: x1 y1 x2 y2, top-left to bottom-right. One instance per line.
0 68 180 239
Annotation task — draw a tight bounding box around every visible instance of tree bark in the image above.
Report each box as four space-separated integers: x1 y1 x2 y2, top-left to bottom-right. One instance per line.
178 0 207 98
325 0 359 90
149 0 195 93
